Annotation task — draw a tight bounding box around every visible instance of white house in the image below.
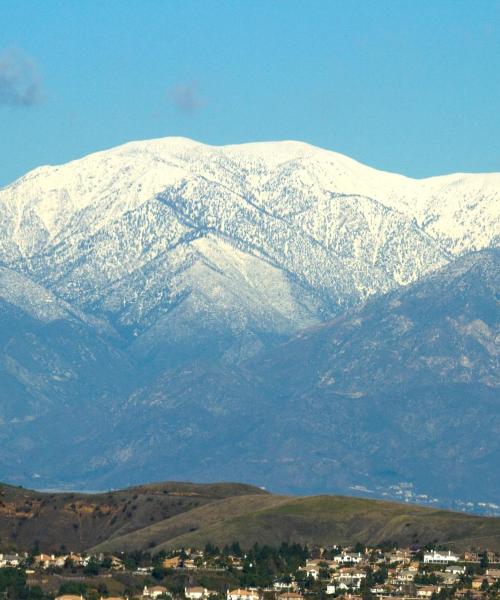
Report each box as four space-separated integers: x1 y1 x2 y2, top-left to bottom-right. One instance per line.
334 553 363 565
445 565 466 575
273 581 295 591
0 553 21 568
423 551 459 564
325 584 336 595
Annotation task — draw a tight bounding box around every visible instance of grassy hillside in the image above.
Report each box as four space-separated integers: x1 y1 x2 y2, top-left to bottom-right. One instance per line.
0 481 266 552
149 495 500 553
1 482 499 553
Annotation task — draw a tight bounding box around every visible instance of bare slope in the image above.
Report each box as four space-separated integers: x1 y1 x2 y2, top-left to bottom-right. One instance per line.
0 481 266 552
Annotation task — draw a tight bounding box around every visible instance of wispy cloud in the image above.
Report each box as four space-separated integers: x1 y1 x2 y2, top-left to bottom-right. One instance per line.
167 81 203 115
0 49 42 107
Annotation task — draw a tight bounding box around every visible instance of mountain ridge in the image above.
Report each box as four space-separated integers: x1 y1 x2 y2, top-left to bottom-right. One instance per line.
0 138 498 505
1 480 499 553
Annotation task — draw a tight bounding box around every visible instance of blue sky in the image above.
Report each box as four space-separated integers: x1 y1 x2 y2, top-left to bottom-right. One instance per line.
1 0 499 185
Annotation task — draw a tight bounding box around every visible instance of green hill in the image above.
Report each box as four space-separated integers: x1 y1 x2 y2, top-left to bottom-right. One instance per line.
1 481 499 554
98 495 500 553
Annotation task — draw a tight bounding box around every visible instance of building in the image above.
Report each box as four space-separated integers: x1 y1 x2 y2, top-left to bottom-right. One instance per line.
423 551 459 564
143 586 169 599
486 569 500 580
227 589 260 600
334 553 363 565
278 593 303 600
445 565 466 575
334 569 366 590
273 581 296 591
417 586 441 598
163 556 182 569
0 553 22 568
185 588 209 600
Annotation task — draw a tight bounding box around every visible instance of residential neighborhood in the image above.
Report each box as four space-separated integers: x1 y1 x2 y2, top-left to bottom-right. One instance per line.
0 543 499 600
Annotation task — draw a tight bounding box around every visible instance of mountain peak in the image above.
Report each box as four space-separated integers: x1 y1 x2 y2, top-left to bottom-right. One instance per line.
0 138 498 506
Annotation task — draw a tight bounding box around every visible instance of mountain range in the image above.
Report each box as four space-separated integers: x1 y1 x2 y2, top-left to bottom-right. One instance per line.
0 138 498 510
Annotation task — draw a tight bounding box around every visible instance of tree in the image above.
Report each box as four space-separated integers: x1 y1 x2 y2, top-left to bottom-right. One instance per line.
83 557 100 576
480 552 489 572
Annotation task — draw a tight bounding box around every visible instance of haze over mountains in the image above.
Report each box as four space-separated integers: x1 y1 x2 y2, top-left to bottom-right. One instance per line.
0 138 498 510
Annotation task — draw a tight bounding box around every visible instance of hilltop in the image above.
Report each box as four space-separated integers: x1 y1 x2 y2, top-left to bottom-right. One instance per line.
1 481 499 553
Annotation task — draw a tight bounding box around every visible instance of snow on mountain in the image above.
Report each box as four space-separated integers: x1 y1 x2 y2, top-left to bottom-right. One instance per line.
0 138 499 497
0 137 498 360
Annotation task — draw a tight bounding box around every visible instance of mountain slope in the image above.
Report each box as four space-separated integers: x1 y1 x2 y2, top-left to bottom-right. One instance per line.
0 481 266 552
0 267 131 426
149 495 500 553
236 248 499 504
1 481 499 553
0 138 498 501
70 249 498 506
1 137 498 364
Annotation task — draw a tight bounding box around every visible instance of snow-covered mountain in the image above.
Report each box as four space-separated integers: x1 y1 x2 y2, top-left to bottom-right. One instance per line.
0 137 499 501
1 137 498 361
0 138 500 352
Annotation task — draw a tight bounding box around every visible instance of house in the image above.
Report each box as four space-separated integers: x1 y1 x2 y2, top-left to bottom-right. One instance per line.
136 567 153 574
278 593 303 600
334 553 363 565
109 556 125 570
463 551 480 562
325 584 336 595
445 565 466 575
387 550 410 564
55 596 84 600
0 553 21 568
471 577 492 590
486 569 500 580
273 581 295 591
185 588 209 600
416 586 441 597
396 569 416 582
67 553 85 567
303 561 320 579
163 556 182 569
334 569 367 589
227 589 260 600
143 586 169 599
369 586 387 596
423 550 459 564
34 553 68 569
442 572 460 586
35 554 55 569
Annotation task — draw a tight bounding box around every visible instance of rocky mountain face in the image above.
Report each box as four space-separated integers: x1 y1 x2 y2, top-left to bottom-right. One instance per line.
22 248 494 509
0 138 498 507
